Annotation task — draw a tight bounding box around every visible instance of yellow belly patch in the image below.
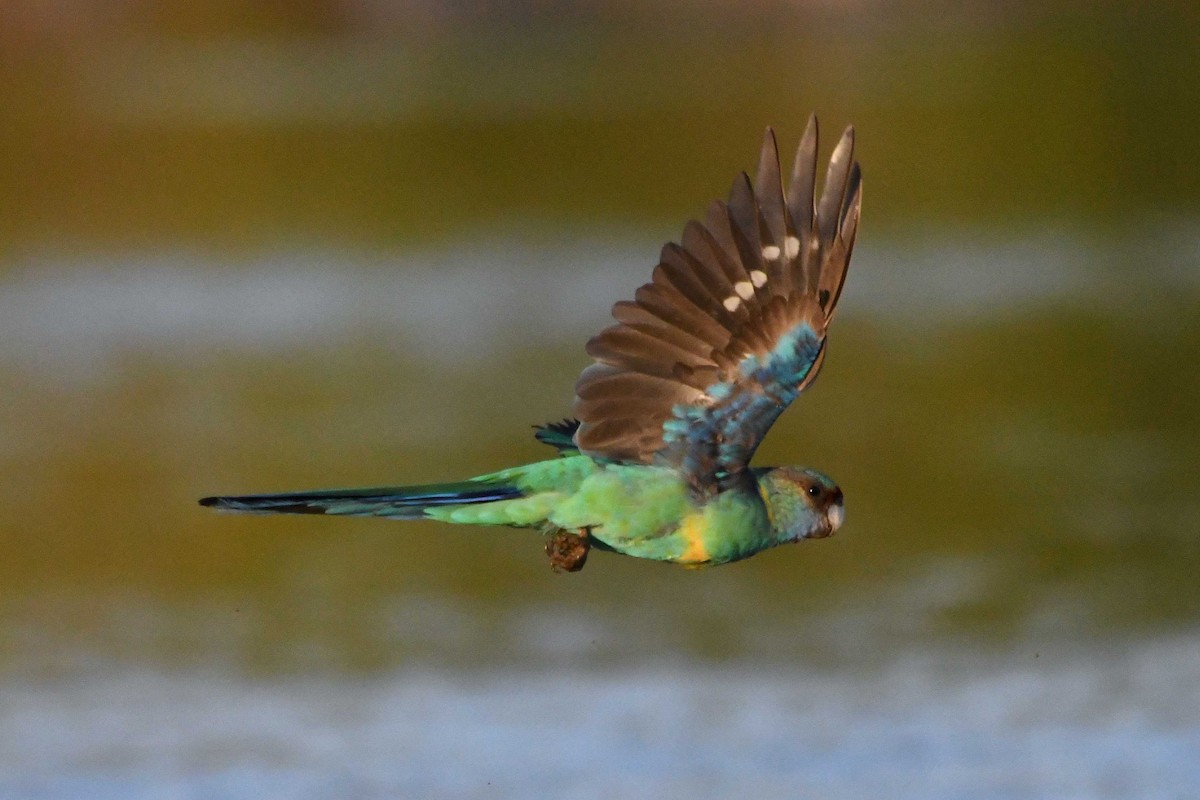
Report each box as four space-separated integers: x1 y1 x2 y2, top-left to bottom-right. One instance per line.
677 513 711 565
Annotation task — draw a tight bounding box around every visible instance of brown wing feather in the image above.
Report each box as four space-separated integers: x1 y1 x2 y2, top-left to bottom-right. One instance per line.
632 282 731 351
789 116 821 293
610 301 716 358
822 161 862 317
573 119 861 486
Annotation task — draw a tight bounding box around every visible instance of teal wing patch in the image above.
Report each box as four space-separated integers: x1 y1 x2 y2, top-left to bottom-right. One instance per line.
662 323 826 492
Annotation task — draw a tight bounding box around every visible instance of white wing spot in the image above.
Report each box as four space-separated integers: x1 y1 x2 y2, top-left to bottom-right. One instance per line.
722 295 742 312
785 235 801 259
761 244 781 260
734 281 754 300
750 270 768 287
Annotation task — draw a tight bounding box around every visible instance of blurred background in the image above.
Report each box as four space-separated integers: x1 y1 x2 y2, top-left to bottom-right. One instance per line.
1 2 1198 797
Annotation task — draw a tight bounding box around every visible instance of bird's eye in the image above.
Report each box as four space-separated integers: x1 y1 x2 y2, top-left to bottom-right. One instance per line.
807 485 821 498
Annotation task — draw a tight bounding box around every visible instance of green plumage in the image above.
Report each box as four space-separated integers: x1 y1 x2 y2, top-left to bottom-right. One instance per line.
201 118 859 570
202 453 841 566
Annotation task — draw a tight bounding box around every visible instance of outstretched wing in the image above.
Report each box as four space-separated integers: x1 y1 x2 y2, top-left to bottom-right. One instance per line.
573 116 861 496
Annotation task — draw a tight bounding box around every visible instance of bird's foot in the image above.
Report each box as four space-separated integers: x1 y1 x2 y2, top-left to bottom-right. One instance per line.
544 526 590 573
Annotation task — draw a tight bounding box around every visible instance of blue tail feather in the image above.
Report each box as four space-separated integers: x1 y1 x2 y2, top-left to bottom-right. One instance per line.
199 481 523 519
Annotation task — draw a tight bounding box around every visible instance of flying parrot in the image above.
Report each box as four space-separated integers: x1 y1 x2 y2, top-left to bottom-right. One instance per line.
201 116 862 572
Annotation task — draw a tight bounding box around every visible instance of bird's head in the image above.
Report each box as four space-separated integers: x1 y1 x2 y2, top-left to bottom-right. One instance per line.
757 466 845 542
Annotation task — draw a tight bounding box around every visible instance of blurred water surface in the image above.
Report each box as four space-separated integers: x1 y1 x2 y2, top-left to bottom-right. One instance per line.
1 5 1198 798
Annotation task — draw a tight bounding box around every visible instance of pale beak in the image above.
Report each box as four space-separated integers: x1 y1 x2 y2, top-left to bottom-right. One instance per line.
825 501 845 534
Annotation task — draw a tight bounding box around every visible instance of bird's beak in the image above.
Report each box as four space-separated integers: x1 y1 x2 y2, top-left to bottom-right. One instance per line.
825 501 845 535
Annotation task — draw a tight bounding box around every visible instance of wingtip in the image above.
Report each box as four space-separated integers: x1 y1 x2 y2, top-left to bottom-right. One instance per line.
756 127 782 185
834 125 856 160
726 169 754 206
803 113 818 143
843 161 863 214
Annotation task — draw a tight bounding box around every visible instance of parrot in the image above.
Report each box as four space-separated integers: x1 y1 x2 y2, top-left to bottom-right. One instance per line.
201 115 862 572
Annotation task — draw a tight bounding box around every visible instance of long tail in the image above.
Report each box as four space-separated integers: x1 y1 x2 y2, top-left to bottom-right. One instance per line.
199 480 523 520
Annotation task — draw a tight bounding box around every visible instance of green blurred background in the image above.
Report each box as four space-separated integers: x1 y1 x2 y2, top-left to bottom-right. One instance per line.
1 2 1198 796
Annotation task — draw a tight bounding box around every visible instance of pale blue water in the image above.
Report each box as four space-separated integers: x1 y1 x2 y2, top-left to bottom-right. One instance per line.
5 635 1199 799
4 228 1196 378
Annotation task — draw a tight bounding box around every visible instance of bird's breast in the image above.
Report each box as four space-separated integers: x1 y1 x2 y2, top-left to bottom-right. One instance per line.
676 512 712 565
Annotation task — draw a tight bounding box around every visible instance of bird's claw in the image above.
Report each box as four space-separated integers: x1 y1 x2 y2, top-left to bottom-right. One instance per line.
545 527 590 573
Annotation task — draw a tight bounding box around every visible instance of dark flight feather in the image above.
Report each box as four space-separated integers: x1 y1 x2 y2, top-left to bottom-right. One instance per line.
572 117 861 495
